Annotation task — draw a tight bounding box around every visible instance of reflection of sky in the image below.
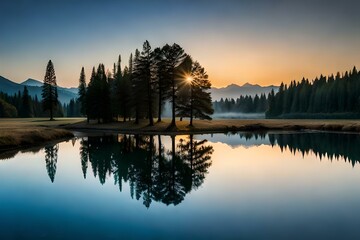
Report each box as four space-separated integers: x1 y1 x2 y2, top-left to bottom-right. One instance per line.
196 133 270 148
1 0 360 88
0 135 360 238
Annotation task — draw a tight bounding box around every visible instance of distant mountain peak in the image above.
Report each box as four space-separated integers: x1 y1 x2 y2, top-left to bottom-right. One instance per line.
241 82 261 88
21 78 43 87
0 76 78 104
242 82 252 87
227 83 240 88
210 82 279 101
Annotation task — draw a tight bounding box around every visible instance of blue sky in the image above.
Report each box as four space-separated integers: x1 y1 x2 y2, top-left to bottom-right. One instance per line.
1 0 360 87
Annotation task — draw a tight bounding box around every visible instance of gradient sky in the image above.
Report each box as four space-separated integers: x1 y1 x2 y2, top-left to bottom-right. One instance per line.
1 0 360 88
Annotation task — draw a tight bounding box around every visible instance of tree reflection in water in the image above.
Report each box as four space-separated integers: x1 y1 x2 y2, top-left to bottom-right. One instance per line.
79 134 213 208
235 132 360 166
44 144 59 183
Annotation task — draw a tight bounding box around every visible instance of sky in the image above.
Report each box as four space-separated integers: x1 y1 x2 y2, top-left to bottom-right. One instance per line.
1 0 360 88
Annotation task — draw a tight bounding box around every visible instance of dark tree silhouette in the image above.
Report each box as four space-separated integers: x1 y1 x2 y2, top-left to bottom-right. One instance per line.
42 60 58 120
44 144 59 183
177 135 213 191
133 41 155 126
79 134 213 208
80 138 89 179
75 41 214 125
266 67 360 118
152 47 171 122
20 86 33 117
132 49 147 124
114 55 132 122
213 94 268 114
86 64 112 122
178 60 213 126
162 44 187 128
78 67 87 121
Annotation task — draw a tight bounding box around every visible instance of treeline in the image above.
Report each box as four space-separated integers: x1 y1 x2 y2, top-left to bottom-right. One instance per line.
213 94 268 113
63 98 81 117
266 67 360 118
78 40 213 127
0 87 63 118
0 88 81 118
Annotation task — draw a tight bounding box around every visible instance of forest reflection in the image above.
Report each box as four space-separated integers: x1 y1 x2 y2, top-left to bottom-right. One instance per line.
236 132 360 166
75 134 214 208
38 131 360 207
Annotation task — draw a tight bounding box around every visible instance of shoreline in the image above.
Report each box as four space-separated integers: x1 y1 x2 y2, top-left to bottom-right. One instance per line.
1 118 360 153
65 119 360 135
0 127 74 153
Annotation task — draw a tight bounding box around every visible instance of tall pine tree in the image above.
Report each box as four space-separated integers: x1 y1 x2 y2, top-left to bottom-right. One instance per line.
78 67 87 120
42 60 58 120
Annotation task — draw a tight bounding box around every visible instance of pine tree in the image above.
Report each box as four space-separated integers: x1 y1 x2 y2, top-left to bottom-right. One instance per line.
134 40 154 126
152 47 171 122
177 59 213 126
78 67 87 119
162 43 187 128
20 86 33 117
97 64 112 122
188 61 213 125
86 67 99 122
42 60 58 120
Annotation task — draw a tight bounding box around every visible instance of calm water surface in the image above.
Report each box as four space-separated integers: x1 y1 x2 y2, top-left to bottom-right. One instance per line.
1 132 360 239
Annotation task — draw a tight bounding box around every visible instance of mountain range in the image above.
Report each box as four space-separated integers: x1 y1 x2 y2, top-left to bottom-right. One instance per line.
210 83 278 101
1 75 279 104
0 76 78 104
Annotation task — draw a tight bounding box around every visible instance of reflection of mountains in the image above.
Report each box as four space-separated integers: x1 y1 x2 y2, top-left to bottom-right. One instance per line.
200 133 270 148
79 135 213 208
217 132 360 166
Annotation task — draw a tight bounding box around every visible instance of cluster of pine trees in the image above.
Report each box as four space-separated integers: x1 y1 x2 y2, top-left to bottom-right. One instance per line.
0 87 63 118
63 99 81 117
78 41 213 127
267 67 360 118
213 94 268 113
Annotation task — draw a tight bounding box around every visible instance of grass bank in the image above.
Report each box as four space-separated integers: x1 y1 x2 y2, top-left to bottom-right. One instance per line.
0 118 82 151
65 118 360 134
1 118 360 151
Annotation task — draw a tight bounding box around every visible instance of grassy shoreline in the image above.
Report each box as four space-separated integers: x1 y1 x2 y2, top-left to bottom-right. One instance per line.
1 118 360 151
0 118 80 152
65 118 360 134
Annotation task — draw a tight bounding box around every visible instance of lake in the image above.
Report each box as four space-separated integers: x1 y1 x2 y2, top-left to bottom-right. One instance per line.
1 132 360 239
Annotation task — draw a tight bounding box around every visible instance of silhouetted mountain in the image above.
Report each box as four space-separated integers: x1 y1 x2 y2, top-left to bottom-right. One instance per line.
210 83 278 101
21 78 43 87
0 76 77 104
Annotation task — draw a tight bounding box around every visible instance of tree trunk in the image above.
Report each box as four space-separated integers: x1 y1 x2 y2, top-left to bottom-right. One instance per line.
157 89 162 122
170 78 176 127
148 82 154 126
189 86 193 127
50 105 53 120
135 102 139 124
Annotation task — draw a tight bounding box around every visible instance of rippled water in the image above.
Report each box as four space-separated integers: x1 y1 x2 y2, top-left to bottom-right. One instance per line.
1 132 360 239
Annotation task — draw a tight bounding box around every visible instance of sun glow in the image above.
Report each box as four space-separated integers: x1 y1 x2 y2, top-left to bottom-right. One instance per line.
186 76 193 83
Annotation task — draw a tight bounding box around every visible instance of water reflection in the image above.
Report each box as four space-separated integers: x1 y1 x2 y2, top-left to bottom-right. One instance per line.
226 132 360 166
77 135 213 208
44 144 59 183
